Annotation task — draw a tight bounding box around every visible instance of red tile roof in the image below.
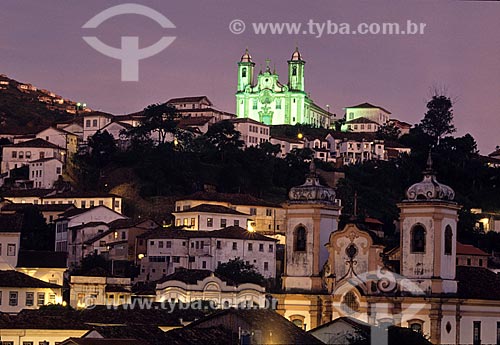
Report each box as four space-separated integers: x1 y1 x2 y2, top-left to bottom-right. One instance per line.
7 138 64 149
179 191 280 207
456 242 489 256
174 204 248 216
345 102 392 114
167 96 212 104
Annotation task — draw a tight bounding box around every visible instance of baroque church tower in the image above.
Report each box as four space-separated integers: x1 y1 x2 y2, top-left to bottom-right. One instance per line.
398 152 460 294
235 48 332 127
282 162 341 292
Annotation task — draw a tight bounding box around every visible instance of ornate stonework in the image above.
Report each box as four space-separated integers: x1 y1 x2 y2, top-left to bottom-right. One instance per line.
406 152 455 201
288 161 336 204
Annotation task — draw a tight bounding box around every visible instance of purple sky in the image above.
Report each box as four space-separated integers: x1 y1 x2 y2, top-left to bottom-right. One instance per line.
1 0 499 153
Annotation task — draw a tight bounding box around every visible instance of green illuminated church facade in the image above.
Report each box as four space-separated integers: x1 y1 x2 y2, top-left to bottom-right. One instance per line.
235 48 332 128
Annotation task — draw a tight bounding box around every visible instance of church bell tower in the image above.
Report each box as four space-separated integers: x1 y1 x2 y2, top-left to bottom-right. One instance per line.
237 48 255 92
288 47 305 91
282 161 341 292
398 153 460 295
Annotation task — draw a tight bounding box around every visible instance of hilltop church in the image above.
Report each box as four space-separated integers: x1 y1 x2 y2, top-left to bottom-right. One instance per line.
235 48 332 128
274 155 500 345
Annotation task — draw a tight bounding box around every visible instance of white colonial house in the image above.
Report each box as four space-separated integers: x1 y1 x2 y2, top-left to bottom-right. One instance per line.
0 214 22 269
172 203 249 230
175 192 286 234
138 226 277 282
98 122 133 150
36 126 79 157
1 138 66 174
69 275 132 309
16 250 68 286
342 102 391 130
0 270 63 314
167 96 236 122
55 206 126 253
270 136 305 158
229 118 270 148
155 269 267 308
1 190 123 214
83 111 114 142
29 157 63 189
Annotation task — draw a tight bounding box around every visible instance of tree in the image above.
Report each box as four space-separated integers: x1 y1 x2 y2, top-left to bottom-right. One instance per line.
128 103 181 145
204 120 244 161
420 94 455 143
215 258 265 285
88 130 117 168
376 122 401 141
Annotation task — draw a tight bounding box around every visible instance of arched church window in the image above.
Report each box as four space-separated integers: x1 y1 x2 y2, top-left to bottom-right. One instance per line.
294 226 307 251
445 225 453 255
290 315 305 329
242 67 247 78
341 291 359 314
292 65 297 76
408 320 424 334
411 224 426 253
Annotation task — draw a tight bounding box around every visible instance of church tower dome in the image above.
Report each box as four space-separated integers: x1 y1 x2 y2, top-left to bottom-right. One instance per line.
291 46 303 61
240 48 253 63
405 152 455 201
288 161 336 204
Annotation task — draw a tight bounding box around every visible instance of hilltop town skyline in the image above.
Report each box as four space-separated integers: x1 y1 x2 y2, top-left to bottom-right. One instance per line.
2 0 500 153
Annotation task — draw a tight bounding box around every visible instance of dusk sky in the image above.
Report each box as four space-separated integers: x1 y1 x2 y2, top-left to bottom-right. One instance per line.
1 0 499 153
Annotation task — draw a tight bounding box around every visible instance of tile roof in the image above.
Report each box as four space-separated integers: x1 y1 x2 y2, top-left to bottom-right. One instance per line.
145 226 277 242
270 135 304 144
7 138 64 149
28 157 63 164
43 190 119 199
175 204 248 216
108 218 156 230
84 229 114 245
69 221 109 230
187 308 324 345
345 102 392 114
0 213 24 232
488 148 500 157
163 326 235 345
456 266 500 300
179 191 281 208
61 339 141 345
178 116 213 126
167 96 212 104
327 130 379 142
1 188 54 198
456 242 489 256
0 270 61 288
229 118 268 126
17 250 68 268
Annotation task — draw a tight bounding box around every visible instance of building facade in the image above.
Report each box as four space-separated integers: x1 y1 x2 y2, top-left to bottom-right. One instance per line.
235 48 332 128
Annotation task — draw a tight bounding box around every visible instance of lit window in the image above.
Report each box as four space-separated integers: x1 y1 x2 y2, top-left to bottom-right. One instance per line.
9 291 18 306
207 218 213 227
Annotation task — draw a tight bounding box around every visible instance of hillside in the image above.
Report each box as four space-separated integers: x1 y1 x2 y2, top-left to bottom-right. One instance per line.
0 74 81 134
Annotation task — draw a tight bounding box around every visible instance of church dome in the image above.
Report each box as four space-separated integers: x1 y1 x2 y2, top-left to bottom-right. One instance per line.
288 161 336 204
405 152 455 201
240 48 252 63
291 47 303 61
